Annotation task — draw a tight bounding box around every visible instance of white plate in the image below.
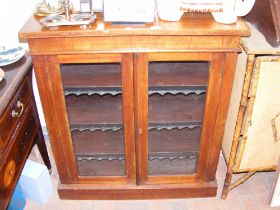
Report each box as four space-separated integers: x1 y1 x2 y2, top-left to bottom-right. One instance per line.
0 47 25 67
0 68 4 82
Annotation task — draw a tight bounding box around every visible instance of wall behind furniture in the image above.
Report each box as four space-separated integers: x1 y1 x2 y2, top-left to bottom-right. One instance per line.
0 0 46 128
0 1 41 47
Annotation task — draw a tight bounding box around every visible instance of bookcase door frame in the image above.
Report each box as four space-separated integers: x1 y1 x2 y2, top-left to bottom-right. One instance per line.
134 52 235 185
41 53 136 184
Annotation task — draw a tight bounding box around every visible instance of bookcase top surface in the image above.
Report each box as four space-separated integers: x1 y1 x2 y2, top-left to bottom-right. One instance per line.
19 13 250 40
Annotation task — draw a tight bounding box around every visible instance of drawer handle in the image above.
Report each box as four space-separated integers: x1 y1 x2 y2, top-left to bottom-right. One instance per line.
11 100 24 118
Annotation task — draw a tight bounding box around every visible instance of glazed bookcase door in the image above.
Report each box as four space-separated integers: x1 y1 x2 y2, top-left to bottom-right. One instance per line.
45 53 136 184
134 52 226 184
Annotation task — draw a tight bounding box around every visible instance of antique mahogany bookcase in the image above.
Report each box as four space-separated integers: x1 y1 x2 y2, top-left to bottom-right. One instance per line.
19 13 249 199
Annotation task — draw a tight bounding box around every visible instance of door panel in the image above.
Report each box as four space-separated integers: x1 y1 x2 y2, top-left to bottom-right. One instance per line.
46 53 136 184
134 52 225 184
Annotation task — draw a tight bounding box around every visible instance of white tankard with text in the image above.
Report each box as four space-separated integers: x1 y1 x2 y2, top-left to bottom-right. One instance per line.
212 0 255 24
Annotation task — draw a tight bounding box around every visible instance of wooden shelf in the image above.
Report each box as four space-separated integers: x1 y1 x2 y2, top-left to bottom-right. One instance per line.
66 93 206 127
149 152 197 161
78 153 197 176
71 124 123 132
61 63 122 90
72 127 201 156
64 86 206 96
148 122 201 130
148 93 206 124
66 94 123 125
148 127 201 153
72 130 125 155
77 151 197 176
76 154 125 161
148 86 206 96
73 126 200 177
76 152 197 162
65 87 122 96
149 61 209 87
149 158 197 175
77 159 125 176
61 62 209 95
70 122 201 132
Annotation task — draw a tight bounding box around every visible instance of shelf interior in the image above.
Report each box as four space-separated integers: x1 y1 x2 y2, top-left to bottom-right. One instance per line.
77 156 197 176
60 60 209 177
61 61 209 95
77 159 125 176
73 128 200 156
73 127 200 176
66 93 205 130
148 127 201 176
148 61 209 87
149 158 197 175
61 63 122 89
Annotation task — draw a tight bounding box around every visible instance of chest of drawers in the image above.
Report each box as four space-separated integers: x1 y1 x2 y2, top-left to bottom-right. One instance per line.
0 54 51 209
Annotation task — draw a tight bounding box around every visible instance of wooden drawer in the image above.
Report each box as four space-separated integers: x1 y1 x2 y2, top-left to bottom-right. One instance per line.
0 104 37 209
0 78 32 151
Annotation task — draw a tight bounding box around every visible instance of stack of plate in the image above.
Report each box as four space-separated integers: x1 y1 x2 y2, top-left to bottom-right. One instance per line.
0 47 25 67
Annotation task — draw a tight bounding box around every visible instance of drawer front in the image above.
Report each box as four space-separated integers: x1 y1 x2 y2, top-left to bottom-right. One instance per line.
0 105 37 209
0 78 32 151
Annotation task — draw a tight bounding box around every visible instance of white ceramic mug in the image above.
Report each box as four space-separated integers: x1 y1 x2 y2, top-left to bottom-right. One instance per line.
157 0 184 21
212 0 255 24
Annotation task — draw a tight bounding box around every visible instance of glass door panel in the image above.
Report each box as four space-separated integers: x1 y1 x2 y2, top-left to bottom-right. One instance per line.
60 63 126 177
148 61 209 176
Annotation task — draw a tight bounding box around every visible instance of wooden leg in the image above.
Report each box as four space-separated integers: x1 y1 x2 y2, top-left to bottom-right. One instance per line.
221 171 233 199
221 55 256 200
36 128 52 171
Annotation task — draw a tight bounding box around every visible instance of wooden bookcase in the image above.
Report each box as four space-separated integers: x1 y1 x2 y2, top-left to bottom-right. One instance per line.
19 13 249 199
